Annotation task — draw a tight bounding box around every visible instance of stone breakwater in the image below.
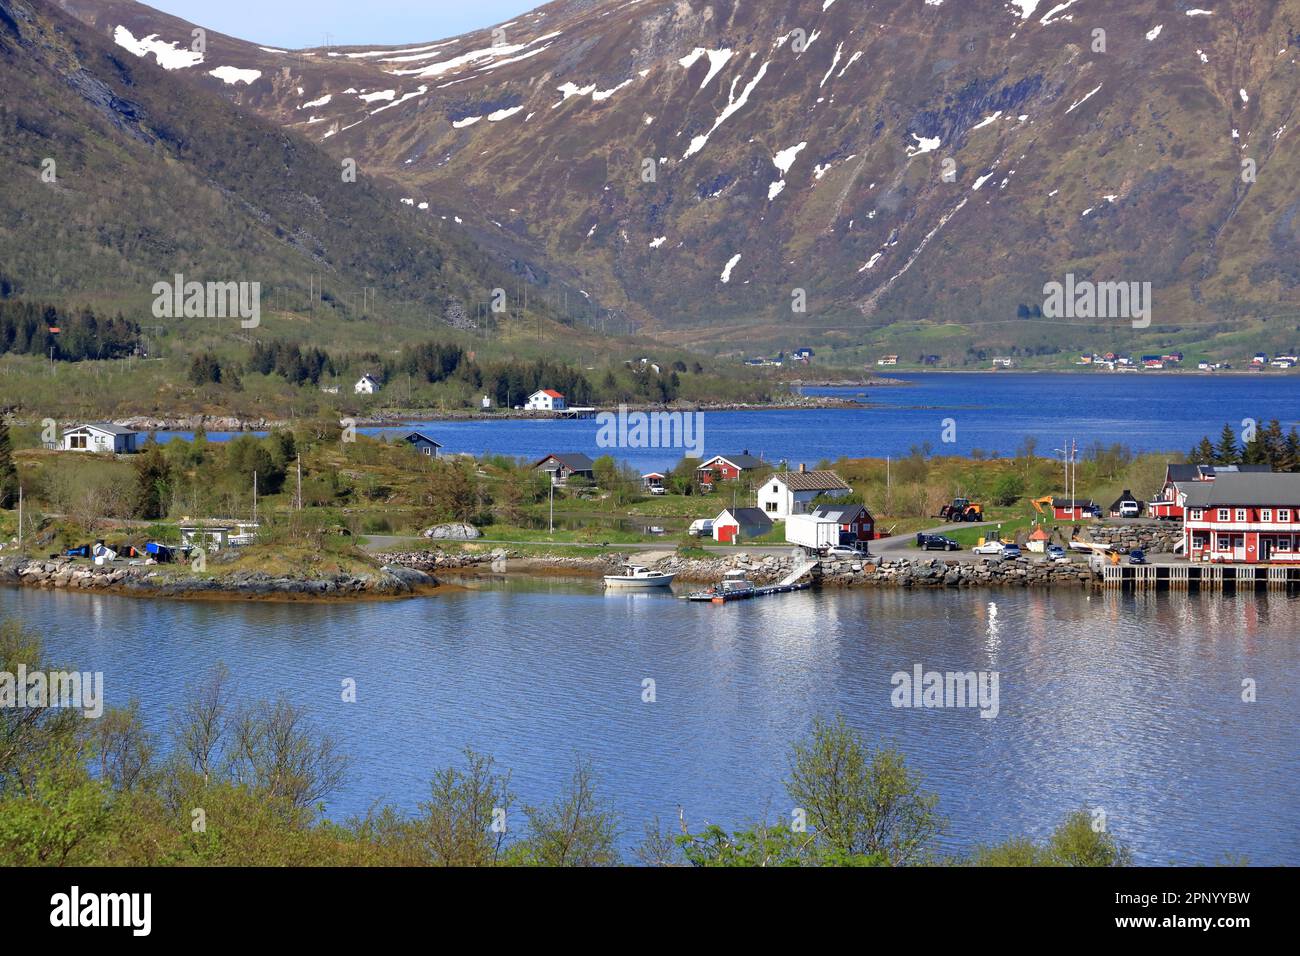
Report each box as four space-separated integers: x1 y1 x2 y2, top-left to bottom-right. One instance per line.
1084 523 1182 554
0 557 436 600
376 549 1101 588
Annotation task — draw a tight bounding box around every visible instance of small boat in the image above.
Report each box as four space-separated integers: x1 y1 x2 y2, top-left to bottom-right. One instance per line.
718 569 756 595
603 565 676 589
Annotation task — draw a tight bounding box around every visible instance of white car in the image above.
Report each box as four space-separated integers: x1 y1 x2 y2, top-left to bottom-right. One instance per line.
825 545 861 558
972 540 1005 555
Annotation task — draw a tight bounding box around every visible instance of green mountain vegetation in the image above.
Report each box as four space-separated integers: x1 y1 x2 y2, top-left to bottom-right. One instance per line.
55 0 1300 362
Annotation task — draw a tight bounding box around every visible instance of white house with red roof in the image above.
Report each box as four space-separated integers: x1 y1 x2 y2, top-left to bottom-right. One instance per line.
525 389 567 412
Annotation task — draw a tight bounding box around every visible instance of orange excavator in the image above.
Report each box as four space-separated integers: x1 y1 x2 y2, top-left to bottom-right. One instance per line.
1030 495 1054 516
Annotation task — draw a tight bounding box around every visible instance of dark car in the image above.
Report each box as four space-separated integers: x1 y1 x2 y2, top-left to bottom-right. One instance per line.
922 534 960 551
1128 549 1147 565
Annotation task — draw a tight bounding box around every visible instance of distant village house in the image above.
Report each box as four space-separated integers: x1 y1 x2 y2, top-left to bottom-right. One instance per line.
61 423 141 454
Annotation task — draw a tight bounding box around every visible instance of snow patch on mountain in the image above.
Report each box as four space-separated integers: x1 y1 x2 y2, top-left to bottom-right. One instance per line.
679 48 734 89
720 254 742 283
112 26 204 70
210 66 261 85
683 61 771 160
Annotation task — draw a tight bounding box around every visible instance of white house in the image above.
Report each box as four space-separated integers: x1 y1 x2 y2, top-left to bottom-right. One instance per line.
61 423 141 454
757 466 852 519
526 389 567 412
354 374 381 395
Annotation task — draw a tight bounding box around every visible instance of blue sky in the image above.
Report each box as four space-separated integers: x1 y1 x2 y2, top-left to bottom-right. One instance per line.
148 1 541 49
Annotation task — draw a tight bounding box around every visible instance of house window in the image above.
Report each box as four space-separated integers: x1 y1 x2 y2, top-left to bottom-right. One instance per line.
1217 509 1230 522
1192 534 1208 550
772 484 779 493
765 502 777 513
1280 509 1291 522
1261 509 1272 522
1217 535 1232 550
69 435 87 449
1235 509 1247 522
1278 537 1292 552
1190 509 1203 521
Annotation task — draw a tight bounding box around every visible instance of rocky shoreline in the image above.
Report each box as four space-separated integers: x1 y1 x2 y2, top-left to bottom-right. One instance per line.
374 548 1101 589
0 545 1104 603
0 556 437 601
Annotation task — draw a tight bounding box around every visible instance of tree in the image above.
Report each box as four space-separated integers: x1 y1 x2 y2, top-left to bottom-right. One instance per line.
970 809 1133 866
188 352 223 385
424 458 479 523
132 442 172 519
412 749 514 866
0 418 16 509
785 716 946 865
1214 424 1240 465
513 759 619 866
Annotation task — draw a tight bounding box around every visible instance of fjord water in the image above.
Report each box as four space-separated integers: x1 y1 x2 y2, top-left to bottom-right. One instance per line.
3 581 1296 864
157 372 1300 473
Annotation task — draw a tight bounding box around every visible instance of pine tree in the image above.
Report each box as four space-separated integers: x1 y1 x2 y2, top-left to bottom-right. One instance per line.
1196 437 1216 465
1214 424 1240 464
0 418 18 509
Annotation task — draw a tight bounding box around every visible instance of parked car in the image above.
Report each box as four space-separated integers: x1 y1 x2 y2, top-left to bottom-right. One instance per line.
972 540 1005 555
1128 549 1147 565
1000 543 1022 559
825 544 861 558
922 534 959 552
1119 501 1140 518
1045 544 1068 561
688 519 713 537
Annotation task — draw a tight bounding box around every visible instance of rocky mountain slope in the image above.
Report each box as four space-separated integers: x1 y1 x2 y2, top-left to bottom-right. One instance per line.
0 0 568 334
51 0 1300 353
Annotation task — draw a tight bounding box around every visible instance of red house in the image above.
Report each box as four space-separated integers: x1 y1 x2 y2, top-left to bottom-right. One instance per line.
1182 473 1300 564
811 503 875 543
696 452 767 488
1052 498 1098 521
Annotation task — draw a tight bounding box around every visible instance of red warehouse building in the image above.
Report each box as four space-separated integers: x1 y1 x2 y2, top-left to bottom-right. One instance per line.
1182 473 1300 564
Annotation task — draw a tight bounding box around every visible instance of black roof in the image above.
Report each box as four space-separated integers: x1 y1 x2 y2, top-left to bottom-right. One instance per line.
726 507 774 526
401 431 443 446
812 503 871 523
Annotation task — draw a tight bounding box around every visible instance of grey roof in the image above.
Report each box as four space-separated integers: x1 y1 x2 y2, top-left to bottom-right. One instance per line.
73 422 139 436
772 469 851 491
401 431 443 446
1182 473 1300 508
535 452 595 472
813 503 871 523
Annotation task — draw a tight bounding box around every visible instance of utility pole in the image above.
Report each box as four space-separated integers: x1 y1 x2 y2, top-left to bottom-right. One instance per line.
549 476 555 533
253 471 258 524
296 456 303 511
16 485 22 550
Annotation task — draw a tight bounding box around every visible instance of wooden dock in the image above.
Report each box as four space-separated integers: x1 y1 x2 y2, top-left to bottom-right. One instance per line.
1101 563 1300 591
685 580 813 603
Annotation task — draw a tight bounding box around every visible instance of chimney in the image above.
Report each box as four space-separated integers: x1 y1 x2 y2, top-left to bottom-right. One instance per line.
799 463 806 473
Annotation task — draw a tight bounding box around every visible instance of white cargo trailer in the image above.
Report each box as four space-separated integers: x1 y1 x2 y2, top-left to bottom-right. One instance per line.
785 514 840 553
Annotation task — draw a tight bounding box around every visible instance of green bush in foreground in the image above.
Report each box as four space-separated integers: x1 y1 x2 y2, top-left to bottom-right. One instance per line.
0 620 1143 867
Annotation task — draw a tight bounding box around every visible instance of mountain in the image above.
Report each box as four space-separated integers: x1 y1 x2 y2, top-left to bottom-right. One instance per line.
0 0 586 341
48 0 1300 356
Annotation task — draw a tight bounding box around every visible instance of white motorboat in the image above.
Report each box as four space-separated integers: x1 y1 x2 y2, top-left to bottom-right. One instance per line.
603 565 676 589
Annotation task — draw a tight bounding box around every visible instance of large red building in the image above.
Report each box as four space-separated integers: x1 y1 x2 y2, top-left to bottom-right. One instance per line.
1149 463 1272 519
1182 473 1300 564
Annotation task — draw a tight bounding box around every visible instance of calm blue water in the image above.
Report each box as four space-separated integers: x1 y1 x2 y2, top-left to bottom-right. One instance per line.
154 373 1300 473
3 580 1296 865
